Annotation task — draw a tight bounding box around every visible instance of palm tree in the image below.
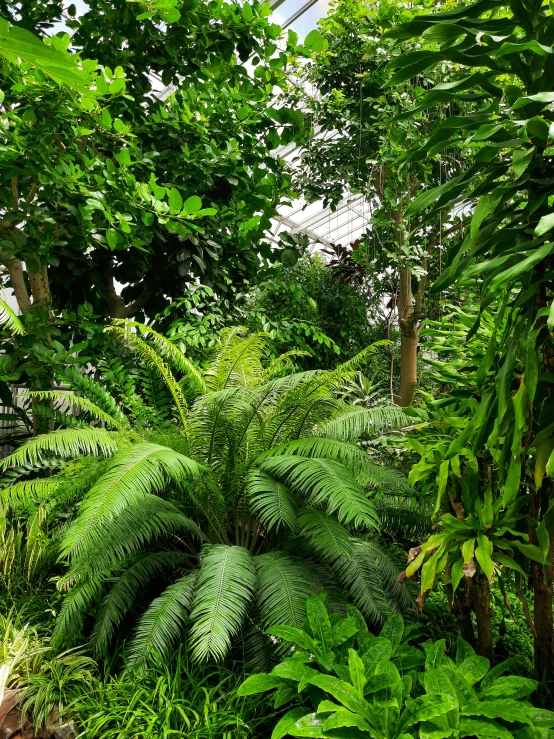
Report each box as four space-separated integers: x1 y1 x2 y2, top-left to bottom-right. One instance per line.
0 322 418 670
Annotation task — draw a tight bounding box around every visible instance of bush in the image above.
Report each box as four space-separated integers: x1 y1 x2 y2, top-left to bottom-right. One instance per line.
239 595 553 739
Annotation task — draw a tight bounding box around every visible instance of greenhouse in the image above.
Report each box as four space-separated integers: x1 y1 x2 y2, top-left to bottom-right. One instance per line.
0 0 554 735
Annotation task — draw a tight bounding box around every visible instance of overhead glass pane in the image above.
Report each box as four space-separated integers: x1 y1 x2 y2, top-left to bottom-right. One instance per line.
271 0 331 37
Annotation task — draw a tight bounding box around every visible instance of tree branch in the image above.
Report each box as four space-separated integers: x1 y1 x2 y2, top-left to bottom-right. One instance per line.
0 250 31 313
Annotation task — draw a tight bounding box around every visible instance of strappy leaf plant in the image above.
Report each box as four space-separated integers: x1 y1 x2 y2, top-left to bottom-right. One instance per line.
0 323 415 669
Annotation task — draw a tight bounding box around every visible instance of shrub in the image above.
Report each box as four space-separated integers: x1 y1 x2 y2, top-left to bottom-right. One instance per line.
239 595 553 739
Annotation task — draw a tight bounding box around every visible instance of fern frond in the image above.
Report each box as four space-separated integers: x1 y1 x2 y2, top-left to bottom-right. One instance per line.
376 494 433 539
259 456 378 530
106 324 190 432
60 443 204 563
52 574 108 649
125 572 197 673
59 366 128 427
297 508 353 559
0 428 119 471
254 551 318 630
330 539 394 626
247 471 298 532
21 391 126 429
0 298 24 335
0 479 60 510
111 319 207 396
189 544 256 662
91 551 187 656
318 405 409 441
205 331 271 391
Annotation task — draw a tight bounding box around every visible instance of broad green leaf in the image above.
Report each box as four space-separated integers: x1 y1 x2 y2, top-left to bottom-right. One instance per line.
323 709 371 733
457 655 490 685
285 712 325 738
480 658 518 691
183 195 203 215
451 558 464 591
534 212 554 238
238 673 284 696
267 625 317 652
513 91 554 109
458 717 514 739
425 639 446 670
348 649 366 696
272 659 318 683
168 187 183 214
511 541 546 564
306 673 375 721
493 552 525 576
304 30 327 52
479 675 537 700
332 616 358 648
475 534 494 581
512 147 535 178
462 699 532 725
487 242 553 295
106 228 118 249
471 195 500 242
272 709 310 739
380 614 404 652
397 694 458 734
307 596 333 653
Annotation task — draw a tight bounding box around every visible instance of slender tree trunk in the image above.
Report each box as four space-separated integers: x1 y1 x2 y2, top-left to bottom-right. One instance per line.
447 582 475 647
471 574 494 663
396 268 418 407
27 257 53 436
530 490 554 695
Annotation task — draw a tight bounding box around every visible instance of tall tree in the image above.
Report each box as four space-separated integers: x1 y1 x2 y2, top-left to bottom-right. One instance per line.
387 0 554 699
285 0 469 406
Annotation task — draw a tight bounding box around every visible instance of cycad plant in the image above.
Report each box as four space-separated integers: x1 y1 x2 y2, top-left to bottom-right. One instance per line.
0 323 416 670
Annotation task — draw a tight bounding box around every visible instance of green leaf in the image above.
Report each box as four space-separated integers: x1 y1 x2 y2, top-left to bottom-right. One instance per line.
471 195 500 242
331 617 358 648
397 694 458 734
458 717 514 739
272 709 309 739
238 674 284 696
266 625 317 652
305 673 375 721
348 648 366 696
457 655 490 684
304 30 327 52
425 639 446 670
106 228 118 249
511 541 546 564
380 614 404 653
462 699 532 725
307 595 333 653
512 147 535 178
479 675 537 700
183 195 202 215
168 187 183 214
487 242 553 295
534 212 554 238
475 534 494 581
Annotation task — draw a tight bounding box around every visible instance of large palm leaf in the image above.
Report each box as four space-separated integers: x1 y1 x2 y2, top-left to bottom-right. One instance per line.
188 544 256 662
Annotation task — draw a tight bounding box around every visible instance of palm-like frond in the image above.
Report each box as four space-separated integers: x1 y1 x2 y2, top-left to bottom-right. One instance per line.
189 545 256 662
297 508 353 559
0 479 60 510
318 405 409 441
21 391 126 429
110 319 207 396
91 551 187 656
254 551 318 630
0 298 24 335
330 539 394 626
0 428 119 471
204 331 270 390
59 366 128 427
60 443 204 562
259 456 378 530
51 575 108 649
376 494 433 539
106 324 190 431
247 471 298 532
125 572 197 673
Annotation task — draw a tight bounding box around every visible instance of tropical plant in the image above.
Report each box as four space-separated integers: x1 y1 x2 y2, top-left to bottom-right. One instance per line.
385 0 554 689
0 608 46 704
0 323 415 670
239 594 553 739
72 648 274 739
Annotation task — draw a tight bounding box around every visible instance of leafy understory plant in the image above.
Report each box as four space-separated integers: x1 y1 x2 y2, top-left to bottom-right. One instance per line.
0 323 417 669
239 595 553 739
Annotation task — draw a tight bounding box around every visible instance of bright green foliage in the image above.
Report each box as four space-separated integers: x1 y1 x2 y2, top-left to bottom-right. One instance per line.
239 595 551 738
0 326 416 667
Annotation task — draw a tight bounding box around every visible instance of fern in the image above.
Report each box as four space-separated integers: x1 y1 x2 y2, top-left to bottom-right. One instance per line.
91 551 187 656
247 471 298 532
0 479 60 510
259 456 378 530
254 551 317 630
0 428 119 471
189 545 256 662
297 508 353 559
318 405 409 441
59 366 128 427
125 572 197 673
0 298 24 335
21 391 126 429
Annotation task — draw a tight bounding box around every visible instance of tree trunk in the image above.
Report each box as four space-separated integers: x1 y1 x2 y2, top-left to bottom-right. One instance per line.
530 491 554 696
27 258 53 436
396 268 418 407
471 574 494 663
448 582 475 647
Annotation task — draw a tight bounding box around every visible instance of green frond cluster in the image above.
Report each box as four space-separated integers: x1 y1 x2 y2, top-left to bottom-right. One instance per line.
0 297 24 335
21 390 126 429
59 366 129 427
